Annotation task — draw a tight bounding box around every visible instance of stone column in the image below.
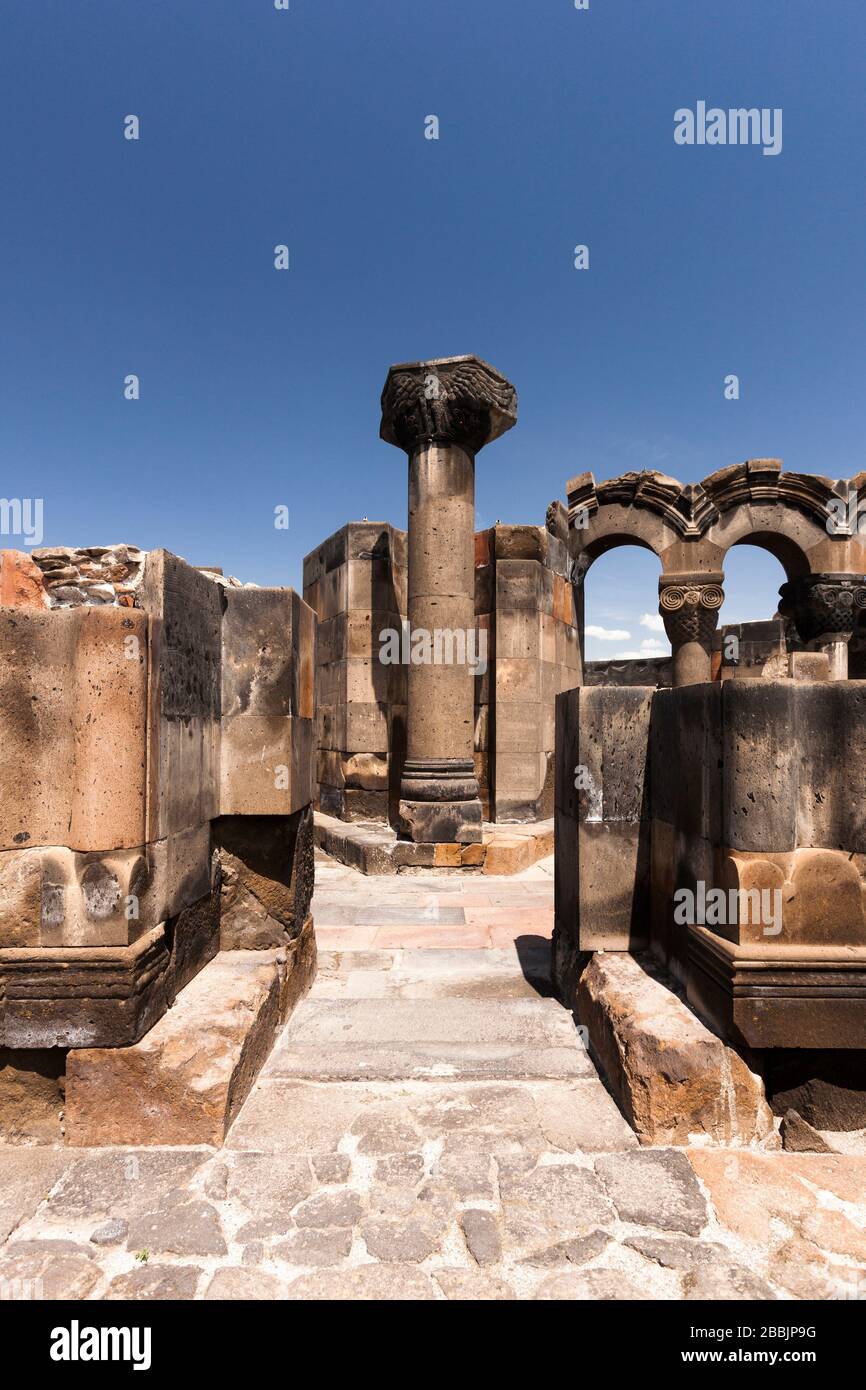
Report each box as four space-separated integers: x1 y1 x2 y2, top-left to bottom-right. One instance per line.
779 573 866 680
380 355 517 843
659 574 724 687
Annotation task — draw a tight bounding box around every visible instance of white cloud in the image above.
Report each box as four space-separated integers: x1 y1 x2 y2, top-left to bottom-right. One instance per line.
639 612 665 632
611 641 668 660
585 625 630 641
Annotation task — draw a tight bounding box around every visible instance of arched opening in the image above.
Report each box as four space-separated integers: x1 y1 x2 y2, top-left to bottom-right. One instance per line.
580 540 667 686
716 539 792 679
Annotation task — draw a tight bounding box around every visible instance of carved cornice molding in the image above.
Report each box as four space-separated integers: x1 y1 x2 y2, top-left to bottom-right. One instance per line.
566 461 862 539
380 355 517 457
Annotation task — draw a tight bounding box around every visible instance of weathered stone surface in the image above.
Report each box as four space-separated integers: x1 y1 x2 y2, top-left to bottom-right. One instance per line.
576 952 772 1146
688 1149 866 1253
312 1153 351 1184
0 1247 101 1299
683 1264 778 1300
274 1227 353 1266
624 1235 731 1272
0 605 150 855
532 1078 637 1153
780 1108 835 1153
225 1080 366 1153
0 1049 65 1142
499 1162 615 1258
65 950 302 1146
522 1229 610 1266
284 1263 438 1300
204 1267 285 1299
460 1208 501 1265
0 1149 69 1244
105 1264 201 1300
293 1190 364 1229
535 1269 657 1300
0 550 49 609
361 1216 439 1262
46 1150 207 1221
435 1268 516 1300
126 1197 227 1257
375 1153 425 1185
90 1218 129 1247
595 1151 708 1235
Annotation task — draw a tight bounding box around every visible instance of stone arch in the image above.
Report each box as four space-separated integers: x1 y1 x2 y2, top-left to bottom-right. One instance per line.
564 461 866 684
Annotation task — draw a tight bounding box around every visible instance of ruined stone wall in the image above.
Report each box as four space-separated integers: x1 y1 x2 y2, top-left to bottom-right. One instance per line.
0 546 317 1139
303 522 407 823
554 674 866 1055
584 656 671 688
303 518 581 827
487 525 581 821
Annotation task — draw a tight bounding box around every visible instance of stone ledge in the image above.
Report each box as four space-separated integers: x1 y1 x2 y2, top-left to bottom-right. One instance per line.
687 925 866 1050
314 811 552 876
64 918 316 1147
576 951 773 1147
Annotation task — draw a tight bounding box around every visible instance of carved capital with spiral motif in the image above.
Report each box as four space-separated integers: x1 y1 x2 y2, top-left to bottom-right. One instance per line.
778 573 866 644
659 577 725 648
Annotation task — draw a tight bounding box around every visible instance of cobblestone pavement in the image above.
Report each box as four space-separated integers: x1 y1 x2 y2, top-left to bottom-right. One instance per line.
1 855 865 1300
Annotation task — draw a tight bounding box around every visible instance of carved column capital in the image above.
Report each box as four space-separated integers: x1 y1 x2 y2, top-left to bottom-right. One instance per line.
380 355 517 457
778 573 866 644
659 576 725 648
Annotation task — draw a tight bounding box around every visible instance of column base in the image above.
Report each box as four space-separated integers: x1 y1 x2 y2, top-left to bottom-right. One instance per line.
398 798 483 845
398 758 482 843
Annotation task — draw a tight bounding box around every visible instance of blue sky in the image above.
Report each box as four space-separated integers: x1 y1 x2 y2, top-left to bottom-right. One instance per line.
2 1 864 659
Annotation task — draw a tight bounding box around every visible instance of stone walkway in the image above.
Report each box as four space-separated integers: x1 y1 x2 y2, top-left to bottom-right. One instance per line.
1 854 865 1300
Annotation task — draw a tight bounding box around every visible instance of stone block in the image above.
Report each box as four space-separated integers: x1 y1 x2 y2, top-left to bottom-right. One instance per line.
0 550 48 608
795 683 866 852
344 701 390 752
496 657 540 703
495 558 542 611
316 563 347 621
140 551 221 840
496 702 543 753
65 936 316 1147
0 1049 65 1143
0 606 149 853
220 714 314 816
721 681 798 852
789 651 830 681
221 587 294 718
577 952 772 1146
576 822 650 951
494 752 548 821
342 788 389 821
217 808 313 949
0 876 219 1050
317 613 347 666
493 525 547 563
496 609 540 660
342 752 389 790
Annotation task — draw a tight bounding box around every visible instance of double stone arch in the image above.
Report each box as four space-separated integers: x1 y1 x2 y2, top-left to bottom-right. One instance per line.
565 459 866 684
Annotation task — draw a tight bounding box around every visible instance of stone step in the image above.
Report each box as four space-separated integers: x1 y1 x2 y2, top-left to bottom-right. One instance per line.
313 946 553 1001
261 1042 592 1082
65 928 316 1147
264 995 590 1081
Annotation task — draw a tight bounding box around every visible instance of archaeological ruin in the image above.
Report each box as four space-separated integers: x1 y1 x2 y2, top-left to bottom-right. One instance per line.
1 356 865 1302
